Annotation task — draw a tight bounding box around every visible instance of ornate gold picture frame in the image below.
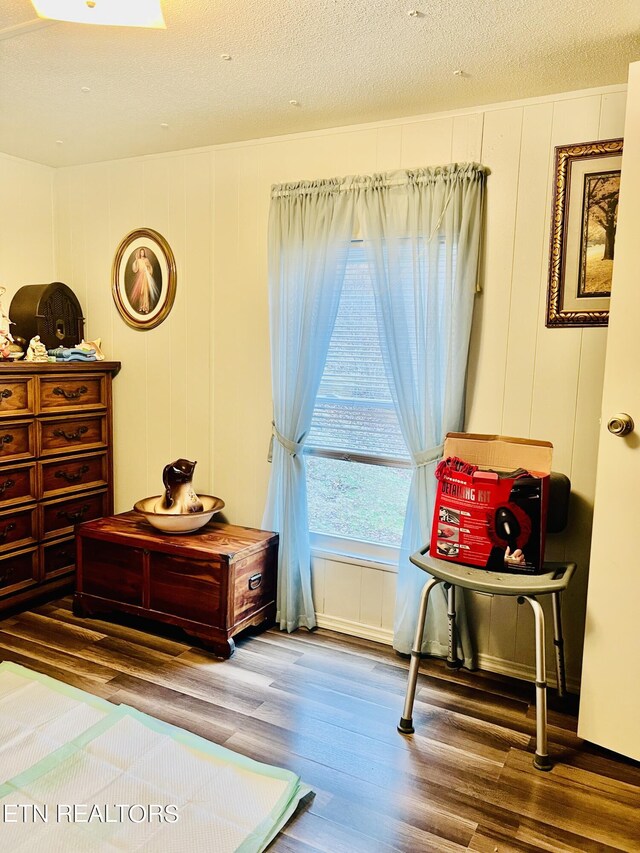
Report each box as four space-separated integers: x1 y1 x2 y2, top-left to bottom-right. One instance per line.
546 138 623 328
112 228 177 330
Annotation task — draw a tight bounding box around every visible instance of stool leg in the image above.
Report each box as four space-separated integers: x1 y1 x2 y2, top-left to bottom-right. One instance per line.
398 577 442 735
551 591 567 699
445 583 463 669
521 595 551 770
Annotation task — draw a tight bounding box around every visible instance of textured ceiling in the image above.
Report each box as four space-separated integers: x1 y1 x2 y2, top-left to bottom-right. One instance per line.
1 0 639 167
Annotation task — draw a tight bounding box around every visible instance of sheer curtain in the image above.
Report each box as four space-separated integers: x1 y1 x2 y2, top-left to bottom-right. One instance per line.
358 165 486 664
262 180 355 631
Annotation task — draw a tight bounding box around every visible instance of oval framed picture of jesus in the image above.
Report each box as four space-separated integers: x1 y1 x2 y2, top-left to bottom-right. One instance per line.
112 228 177 330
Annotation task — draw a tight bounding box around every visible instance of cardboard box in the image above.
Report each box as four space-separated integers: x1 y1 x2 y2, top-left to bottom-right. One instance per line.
430 433 553 574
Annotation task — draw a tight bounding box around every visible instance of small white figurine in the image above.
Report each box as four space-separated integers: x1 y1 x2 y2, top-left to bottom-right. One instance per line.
25 335 49 362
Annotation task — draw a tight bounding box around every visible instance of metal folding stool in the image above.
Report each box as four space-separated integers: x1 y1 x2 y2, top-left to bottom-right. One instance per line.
397 547 576 770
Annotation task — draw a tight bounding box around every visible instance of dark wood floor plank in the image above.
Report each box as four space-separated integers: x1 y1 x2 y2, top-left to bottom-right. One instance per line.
67 636 268 714
255 689 514 768
0 601 638 853
516 814 636 853
3 610 105 650
278 810 406 853
107 683 237 745
0 630 117 682
0 646 120 698
468 826 554 852
314 791 472 853
45 600 203 655
477 747 640 851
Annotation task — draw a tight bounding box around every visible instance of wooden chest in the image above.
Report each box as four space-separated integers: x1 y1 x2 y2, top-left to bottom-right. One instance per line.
74 511 278 658
0 361 120 614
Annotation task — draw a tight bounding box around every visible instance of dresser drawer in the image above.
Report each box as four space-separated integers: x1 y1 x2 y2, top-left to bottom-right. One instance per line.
0 547 38 597
38 374 106 414
0 505 37 552
39 451 108 500
0 377 35 418
41 489 109 539
0 420 35 463
0 463 37 508
38 414 107 457
0 362 119 617
149 553 224 625
41 536 75 580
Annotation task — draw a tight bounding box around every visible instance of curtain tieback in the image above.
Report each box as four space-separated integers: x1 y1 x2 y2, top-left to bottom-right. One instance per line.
269 422 305 459
412 444 444 468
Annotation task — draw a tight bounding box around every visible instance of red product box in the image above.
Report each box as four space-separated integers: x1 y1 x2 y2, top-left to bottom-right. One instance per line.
430 433 553 574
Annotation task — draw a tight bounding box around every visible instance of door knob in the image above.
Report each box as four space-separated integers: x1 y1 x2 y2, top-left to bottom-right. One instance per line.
607 413 634 436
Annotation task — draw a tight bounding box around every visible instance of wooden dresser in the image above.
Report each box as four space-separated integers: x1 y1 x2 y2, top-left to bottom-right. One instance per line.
74 512 278 658
0 361 120 614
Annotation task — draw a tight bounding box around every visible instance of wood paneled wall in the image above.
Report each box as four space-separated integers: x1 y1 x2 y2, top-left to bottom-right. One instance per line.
54 154 214 510
52 84 626 688
0 153 55 303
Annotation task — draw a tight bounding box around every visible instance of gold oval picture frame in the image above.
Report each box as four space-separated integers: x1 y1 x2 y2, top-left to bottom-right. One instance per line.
112 228 176 330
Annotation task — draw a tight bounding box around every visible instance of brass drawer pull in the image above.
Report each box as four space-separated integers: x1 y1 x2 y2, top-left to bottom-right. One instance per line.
0 565 15 585
55 465 90 484
0 434 14 445
0 479 15 496
53 385 88 401
57 503 90 523
248 573 262 591
0 389 13 403
0 523 16 542
53 426 89 442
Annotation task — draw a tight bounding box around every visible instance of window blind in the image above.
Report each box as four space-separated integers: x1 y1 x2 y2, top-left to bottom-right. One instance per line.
306 244 409 460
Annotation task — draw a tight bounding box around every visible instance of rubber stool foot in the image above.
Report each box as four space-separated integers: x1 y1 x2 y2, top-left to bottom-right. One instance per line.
397 717 414 735
533 753 552 771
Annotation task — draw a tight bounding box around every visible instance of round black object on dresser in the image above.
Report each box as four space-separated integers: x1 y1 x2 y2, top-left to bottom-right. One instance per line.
9 282 85 350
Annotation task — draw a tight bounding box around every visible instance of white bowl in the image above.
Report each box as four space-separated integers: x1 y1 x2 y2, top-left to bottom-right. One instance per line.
133 494 225 534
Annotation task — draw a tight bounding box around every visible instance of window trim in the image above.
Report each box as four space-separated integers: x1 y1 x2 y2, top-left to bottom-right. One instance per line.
310 531 400 572
304 446 410 469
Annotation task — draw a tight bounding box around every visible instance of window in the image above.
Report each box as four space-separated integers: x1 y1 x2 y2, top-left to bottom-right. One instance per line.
306 242 412 555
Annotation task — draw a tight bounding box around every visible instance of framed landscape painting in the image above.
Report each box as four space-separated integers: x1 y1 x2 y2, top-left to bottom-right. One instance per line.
546 138 623 327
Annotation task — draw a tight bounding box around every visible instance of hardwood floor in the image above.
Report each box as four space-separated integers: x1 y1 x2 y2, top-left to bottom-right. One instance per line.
1 597 639 852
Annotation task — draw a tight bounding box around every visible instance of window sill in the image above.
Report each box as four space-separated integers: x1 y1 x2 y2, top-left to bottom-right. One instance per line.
310 533 399 573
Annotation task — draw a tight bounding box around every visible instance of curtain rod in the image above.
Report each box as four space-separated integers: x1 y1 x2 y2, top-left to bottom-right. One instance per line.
271 162 489 198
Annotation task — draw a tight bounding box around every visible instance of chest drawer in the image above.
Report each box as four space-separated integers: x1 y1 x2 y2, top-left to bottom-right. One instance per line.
41 489 109 539
0 420 35 463
0 547 38 597
0 464 37 508
0 505 37 552
149 553 224 624
38 375 106 414
39 451 108 499
38 414 108 457
0 377 35 418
